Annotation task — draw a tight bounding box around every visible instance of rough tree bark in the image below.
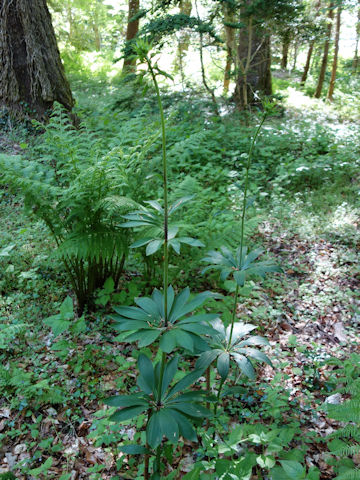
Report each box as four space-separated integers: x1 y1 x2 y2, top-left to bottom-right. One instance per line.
176 0 192 70
301 41 314 85
353 0 360 73
122 0 140 73
314 1 334 99
234 15 272 110
0 0 74 117
301 0 321 86
327 6 341 101
223 3 236 93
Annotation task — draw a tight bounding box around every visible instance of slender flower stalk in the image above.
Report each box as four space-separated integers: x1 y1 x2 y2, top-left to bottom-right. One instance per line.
145 54 169 476
227 114 267 348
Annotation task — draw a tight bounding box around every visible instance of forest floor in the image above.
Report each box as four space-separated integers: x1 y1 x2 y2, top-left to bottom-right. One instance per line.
0 81 359 479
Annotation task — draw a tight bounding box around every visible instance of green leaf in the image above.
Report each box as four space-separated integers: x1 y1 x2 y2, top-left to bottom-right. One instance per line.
169 409 198 441
147 410 179 447
120 444 149 455
196 349 221 371
60 296 74 318
161 355 179 398
171 401 210 418
29 457 53 475
129 328 161 347
138 354 155 394
146 239 163 256
169 287 190 322
175 329 194 352
160 330 177 353
131 237 152 248
103 277 115 293
110 405 147 422
217 352 230 381
44 316 70 336
232 353 255 379
280 460 307 480
166 368 203 399
104 394 148 408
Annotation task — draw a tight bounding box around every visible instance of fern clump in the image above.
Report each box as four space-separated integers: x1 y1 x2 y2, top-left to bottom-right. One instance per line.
0 105 138 313
324 354 360 480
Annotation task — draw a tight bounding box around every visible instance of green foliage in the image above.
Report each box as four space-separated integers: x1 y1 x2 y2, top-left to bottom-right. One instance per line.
112 286 217 352
0 105 139 312
196 319 271 381
324 354 360 480
106 354 210 449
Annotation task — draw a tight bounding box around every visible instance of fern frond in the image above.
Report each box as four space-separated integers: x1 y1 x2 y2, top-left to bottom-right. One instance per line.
0 323 27 349
335 469 360 480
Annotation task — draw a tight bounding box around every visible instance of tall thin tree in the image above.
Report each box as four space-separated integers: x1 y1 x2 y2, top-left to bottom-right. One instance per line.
314 1 334 98
327 5 341 101
123 0 140 73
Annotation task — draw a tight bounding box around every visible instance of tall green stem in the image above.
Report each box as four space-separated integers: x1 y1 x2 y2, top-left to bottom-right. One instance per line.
227 114 267 347
147 59 169 324
146 56 169 478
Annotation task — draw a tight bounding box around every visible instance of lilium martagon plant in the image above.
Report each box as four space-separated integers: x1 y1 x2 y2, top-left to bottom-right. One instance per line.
121 196 204 256
104 354 212 457
110 285 220 354
196 318 273 411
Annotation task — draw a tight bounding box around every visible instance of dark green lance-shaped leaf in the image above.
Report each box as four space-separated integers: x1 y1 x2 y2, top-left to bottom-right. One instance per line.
113 306 152 321
137 354 155 395
234 270 246 287
232 353 255 379
178 237 204 247
146 239 163 256
169 239 181 254
145 200 163 213
104 394 148 408
227 323 257 343
166 368 204 400
131 237 152 248
113 319 148 331
161 355 179 398
120 444 149 455
237 347 272 367
196 349 222 371
175 329 194 352
238 336 269 347
168 409 198 442
217 352 230 381
147 409 179 448
110 405 147 422
126 329 161 347
134 297 160 317
159 330 177 353
169 287 190 322
171 401 211 418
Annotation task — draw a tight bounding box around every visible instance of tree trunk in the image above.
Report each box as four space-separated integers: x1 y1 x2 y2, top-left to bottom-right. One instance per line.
292 43 298 71
314 1 334 99
223 3 236 93
123 0 140 73
66 0 74 45
301 41 314 85
175 0 192 85
281 37 290 70
0 0 74 117
327 6 341 101
234 15 272 110
92 2 101 51
353 0 360 73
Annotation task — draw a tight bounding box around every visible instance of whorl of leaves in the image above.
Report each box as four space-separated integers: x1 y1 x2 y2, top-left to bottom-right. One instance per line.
123 14 221 59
